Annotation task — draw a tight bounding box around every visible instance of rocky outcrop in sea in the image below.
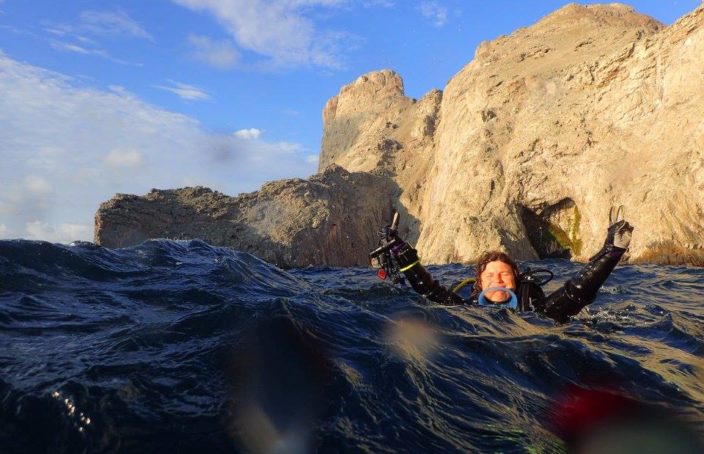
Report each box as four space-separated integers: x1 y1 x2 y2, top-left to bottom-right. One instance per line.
95 166 397 267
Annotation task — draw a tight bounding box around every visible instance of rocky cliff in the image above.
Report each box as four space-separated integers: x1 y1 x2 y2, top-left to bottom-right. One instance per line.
95 166 397 267
96 3 704 266
318 3 704 266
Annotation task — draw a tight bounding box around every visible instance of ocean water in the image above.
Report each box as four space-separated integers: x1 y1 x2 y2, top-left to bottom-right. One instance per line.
1 239 702 453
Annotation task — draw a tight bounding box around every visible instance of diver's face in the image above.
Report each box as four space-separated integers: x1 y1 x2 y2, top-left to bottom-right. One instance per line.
480 261 516 303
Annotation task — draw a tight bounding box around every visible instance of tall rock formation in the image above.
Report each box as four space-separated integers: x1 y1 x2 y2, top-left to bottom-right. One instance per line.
96 3 704 267
319 3 704 265
319 70 442 244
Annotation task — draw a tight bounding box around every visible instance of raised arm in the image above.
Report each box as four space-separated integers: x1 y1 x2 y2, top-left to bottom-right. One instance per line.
540 210 634 323
392 242 466 306
369 216 465 306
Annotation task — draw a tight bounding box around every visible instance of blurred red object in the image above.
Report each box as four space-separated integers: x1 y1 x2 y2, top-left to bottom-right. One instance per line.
550 387 703 453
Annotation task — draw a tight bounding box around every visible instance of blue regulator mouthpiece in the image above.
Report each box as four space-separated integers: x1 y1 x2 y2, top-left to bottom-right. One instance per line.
478 287 518 309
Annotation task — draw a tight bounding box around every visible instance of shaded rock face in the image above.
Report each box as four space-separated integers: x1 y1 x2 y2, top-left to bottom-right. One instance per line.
96 3 704 267
317 3 704 266
95 166 401 268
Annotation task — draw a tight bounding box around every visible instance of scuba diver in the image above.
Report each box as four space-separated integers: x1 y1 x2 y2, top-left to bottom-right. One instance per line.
370 208 634 323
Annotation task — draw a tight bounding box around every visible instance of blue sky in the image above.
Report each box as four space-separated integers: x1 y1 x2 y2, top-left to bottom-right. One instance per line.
0 0 700 243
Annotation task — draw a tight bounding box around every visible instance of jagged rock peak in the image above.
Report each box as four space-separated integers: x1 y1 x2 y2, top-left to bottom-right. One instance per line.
319 69 423 173
540 3 664 28
323 69 405 123
473 2 663 63
340 69 404 97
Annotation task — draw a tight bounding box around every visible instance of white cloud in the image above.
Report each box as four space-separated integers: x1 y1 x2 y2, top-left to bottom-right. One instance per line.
45 26 98 47
305 154 319 164
45 25 75 38
0 224 9 238
105 148 145 168
51 40 105 56
43 10 148 66
171 0 353 70
0 51 317 242
187 34 239 69
78 10 153 41
362 0 395 6
155 80 211 101
50 39 141 66
418 1 448 27
108 85 129 95
24 175 53 195
271 142 303 154
1 24 35 36
25 221 92 244
234 128 263 140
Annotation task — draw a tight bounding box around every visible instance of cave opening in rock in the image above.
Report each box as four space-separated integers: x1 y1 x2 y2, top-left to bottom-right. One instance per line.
520 199 582 259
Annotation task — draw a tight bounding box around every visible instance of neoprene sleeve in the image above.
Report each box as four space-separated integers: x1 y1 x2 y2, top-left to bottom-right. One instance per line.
540 244 626 323
395 244 465 306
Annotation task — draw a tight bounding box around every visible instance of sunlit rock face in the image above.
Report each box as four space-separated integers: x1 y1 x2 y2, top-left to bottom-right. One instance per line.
95 166 397 268
319 69 442 248
97 3 704 266
319 3 704 265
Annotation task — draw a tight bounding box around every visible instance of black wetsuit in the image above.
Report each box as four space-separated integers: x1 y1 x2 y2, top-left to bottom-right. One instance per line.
394 243 627 323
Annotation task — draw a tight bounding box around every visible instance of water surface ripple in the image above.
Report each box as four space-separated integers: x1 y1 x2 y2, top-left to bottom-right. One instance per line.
1 240 702 452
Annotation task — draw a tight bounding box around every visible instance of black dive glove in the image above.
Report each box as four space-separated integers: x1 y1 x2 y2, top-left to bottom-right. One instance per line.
606 220 633 250
591 206 634 260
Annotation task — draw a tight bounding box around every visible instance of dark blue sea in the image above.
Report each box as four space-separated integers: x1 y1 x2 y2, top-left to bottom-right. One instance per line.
1 239 703 453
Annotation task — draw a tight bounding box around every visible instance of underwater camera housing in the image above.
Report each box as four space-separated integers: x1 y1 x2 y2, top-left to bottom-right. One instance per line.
369 212 404 284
